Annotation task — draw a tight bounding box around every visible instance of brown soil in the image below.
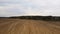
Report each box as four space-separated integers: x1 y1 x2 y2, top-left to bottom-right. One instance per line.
0 19 60 34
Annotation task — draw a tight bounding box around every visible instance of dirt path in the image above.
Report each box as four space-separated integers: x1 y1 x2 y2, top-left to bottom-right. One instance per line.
0 19 60 34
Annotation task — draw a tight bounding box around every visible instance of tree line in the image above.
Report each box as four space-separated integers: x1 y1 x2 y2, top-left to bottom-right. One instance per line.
9 16 60 21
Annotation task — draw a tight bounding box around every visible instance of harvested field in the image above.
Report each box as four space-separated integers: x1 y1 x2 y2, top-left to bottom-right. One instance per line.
0 19 60 34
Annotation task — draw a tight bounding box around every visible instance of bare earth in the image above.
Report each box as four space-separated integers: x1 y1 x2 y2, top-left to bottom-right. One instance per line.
0 19 60 34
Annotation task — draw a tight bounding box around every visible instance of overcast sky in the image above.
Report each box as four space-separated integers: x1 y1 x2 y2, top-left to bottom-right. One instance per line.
0 0 60 17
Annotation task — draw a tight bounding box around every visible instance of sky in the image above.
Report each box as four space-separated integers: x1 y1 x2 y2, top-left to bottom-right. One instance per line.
0 0 60 17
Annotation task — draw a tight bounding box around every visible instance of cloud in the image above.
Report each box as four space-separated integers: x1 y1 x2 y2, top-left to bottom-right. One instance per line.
0 4 25 16
0 0 60 17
